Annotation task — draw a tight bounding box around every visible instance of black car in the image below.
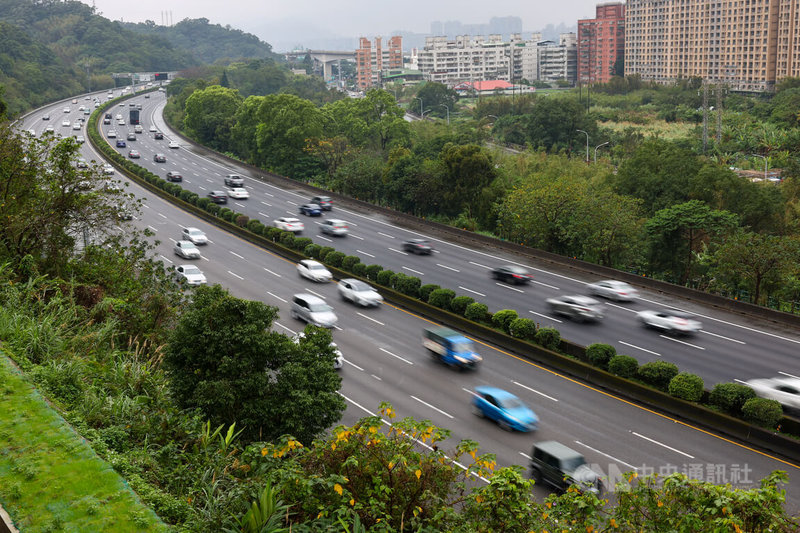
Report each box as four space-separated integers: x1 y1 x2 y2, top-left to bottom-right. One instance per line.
207 190 228 204
116 139 126 148
153 153 167 163
491 265 533 285
402 239 433 255
311 195 333 210
154 132 164 140
104 113 112 119
103 118 111 125
299 203 322 216
166 171 183 182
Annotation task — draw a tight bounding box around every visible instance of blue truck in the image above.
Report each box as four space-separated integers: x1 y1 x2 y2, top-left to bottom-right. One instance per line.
423 327 482 369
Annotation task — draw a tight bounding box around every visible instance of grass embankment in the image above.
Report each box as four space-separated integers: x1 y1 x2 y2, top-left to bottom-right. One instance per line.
0 353 167 533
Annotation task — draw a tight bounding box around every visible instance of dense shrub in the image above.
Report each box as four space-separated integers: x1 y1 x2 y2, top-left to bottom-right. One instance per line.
184 192 199 205
218 207 233 221
376 269 396 287
351 262 367 277
266 227 283 241
508 317 537 339
449 296 475 316
365 264 383 282
709 383 757 415
428 288 456 309
318 246 336 261
608 355 638 379
324 251 345 268
247 219 264 234
341 255 361 272
279 231 295 247
535 327 561 350
235 215 249 227
392 273 421 298
586 343 617 370
205 203 221 216
638 361 679 391
492 309 519 333
742 398 784 428
304 243 322 259
464 302 490 323
419 284 441 302
178 190 194 203
668 373 704 402
293 237 313 252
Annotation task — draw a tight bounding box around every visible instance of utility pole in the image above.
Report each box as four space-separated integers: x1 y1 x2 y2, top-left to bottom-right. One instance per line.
576 130 589 163
716 82 723 146
702 80 709 153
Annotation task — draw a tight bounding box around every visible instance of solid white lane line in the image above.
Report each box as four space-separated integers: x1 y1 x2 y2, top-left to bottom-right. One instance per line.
403 266 425 276
618 341 661 356
458 286 486 297
519 451 532 460
389 248 408 255
357 250 375 258
229 251 244 259
159 255 173 264
411 395 454 419
274 321 295 334
699 330 746 344
378 232 395 239
307 289 326 300
532 280 560 290
631 431 695 459
497 283 524 293
438 263 460 272
267 291 286 302
469 261 491 269
263 267 282 278
462 387 478 397
779 371 800 379
606 302 636 313
528 310 562 323
658 335 705 350
512 381 559 402
227 271 243 280
344 360 364 371
357 312 385 326
574 441 639 471
379 347 413 365
201 256 210 262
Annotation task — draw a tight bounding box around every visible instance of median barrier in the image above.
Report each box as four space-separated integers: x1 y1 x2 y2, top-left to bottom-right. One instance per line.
91 100 800 465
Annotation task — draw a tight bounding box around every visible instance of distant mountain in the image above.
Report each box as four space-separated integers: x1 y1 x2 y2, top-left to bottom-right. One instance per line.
122 17 279 64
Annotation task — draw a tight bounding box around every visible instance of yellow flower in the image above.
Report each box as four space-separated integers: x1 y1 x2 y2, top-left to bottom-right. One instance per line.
546 502 552 509
261 448 268 456
415 469 422 480
388 462 394 470
586 526 594 533
657 500 663 507
334 483 343 496
350 498 355 506
610 518 617 528
369 426 378 434
542 513 549 520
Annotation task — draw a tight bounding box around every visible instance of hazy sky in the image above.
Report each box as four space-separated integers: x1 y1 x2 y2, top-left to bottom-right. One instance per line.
88 0 601 50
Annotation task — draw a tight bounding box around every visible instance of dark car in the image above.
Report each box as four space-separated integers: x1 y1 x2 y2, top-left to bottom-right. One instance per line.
491 265 533 285
529 441 602 494
115 139 126 148
402 239 433 255
207 190 228 204
299 203 322 216
153 153 167 163
166 171 183 182
104 113 112 119
311 195 333 210
103 118 111 125
545 295 604 322
154 132 164 140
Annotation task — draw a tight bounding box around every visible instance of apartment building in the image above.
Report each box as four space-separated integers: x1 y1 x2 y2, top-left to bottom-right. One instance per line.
578 2 625 83
537 33 578 83
355 36 403 89
625 0 800 92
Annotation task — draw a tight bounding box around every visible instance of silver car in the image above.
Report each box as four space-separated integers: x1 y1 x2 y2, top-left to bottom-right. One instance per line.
297 260 332 282
338 278 383 307
745 378 800 413
320 219 349 236
175 265 206 286
586 280 639 301
173 240 201 259
291 294 337 328
637 309 702 335
545 295 604 322
181 227 208 245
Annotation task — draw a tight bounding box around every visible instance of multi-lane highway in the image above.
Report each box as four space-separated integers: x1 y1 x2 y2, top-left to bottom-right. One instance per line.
16 90 800 508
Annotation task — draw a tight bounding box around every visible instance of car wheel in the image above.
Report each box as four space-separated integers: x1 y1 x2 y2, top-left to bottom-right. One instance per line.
290 309 299 320
471 404 484 418
498 419 513 432
530 467 542 484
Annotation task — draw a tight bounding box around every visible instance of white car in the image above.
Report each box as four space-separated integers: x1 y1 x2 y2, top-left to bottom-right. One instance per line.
102 164 115 175
273 217 304 233
61 119 71 127
72 122 81 130
168 141 180 149
149 125 157 132
175 265 207 286
63 107 70 113
42 113 50 120
44 125 54 133
636 309 702 335
75 135 85 144
338 278 383 307
107 130 117 138
117 119 126 126
292 331 343 370
227 187 249 199
173 240 201 259
586 280 639 301
320 219 349 236
297 260 332 282
181 227 208 245
745 377 800 413
115 113 122 120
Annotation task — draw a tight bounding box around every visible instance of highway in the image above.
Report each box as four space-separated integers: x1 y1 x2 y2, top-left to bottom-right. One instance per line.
16 90 800 508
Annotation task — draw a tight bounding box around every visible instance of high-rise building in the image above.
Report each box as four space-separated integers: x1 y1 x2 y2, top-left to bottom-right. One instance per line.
578 2 625 84
624 0 800 92
355 36 403 89
537 33 578 83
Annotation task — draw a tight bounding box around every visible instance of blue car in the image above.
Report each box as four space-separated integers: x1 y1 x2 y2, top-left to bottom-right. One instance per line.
299 203 322 216
471 386 538 432
116 139 126 148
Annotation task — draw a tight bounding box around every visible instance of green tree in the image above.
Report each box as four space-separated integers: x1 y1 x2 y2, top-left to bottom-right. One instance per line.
438 143 497 218
415 82 458 118
184 85 243 151
645 200 739 284
229 95 266 162
164 285 344 444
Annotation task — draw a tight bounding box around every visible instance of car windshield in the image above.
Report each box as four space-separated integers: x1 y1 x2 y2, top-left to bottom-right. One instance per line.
308 303 331 312
187 229 203 236
452 342 472 353
351 281 371 291
498 396 524 410
183 266 200 275
560 456 587 473
309 264 326 270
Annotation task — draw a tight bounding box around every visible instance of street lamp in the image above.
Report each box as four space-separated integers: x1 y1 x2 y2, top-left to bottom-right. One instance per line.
576 129 589 163
594 141 610 163
750 154 768 180
413 97 423 116
440 104 450 125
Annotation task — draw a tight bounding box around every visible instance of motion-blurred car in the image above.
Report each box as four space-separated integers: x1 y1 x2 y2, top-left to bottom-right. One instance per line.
292 331 343 370
128 149 140 159
471 386 538 432
338 278 383 307
173 240 201 259
299 203 322 216
153 153 167 163
637 309 702 335
530 441 602 494
745 377 800 413
586 280 639 301
166 171 183 182
224 174 244 187
181 227 208 245
207 190 227 204
545 295 604 322
227 187 249 199
402 238 433 255
491 265 533 285
311 195 333 210
291 293 337 328
320 219 348 236
273 217 304 233
175 264 206 286
297 259 332 282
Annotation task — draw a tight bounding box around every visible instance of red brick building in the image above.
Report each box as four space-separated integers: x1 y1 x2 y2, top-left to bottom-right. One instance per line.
578 2 626 84
355 36 403 89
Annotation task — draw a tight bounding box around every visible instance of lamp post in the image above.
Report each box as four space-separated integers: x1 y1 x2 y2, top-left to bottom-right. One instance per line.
594 141 610 163
576 129 589 163
413 97 423 116
440 104 450 125
750 154 768 180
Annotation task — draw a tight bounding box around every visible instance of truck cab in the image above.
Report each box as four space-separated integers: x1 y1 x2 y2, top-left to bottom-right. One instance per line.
423 327 482 369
